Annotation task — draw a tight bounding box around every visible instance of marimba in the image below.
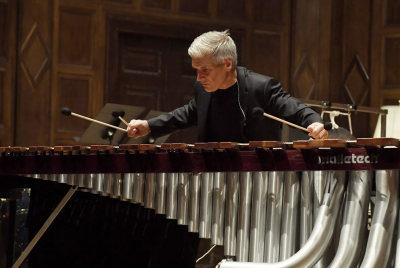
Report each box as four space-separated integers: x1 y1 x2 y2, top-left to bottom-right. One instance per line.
1 138 400 268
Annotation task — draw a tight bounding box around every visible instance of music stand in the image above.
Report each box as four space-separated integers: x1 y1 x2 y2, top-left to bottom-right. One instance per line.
79 103 146 145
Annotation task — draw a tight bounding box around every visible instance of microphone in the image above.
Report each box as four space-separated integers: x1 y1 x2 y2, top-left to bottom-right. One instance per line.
252 107 333 131
60 107 127 132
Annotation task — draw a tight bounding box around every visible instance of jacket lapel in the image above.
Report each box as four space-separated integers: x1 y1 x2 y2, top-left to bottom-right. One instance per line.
237 67 249 129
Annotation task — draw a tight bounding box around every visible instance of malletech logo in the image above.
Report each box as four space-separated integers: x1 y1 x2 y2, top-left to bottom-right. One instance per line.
318 153 379 164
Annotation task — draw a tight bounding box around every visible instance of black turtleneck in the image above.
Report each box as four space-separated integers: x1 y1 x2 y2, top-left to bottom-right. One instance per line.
206 82 247 142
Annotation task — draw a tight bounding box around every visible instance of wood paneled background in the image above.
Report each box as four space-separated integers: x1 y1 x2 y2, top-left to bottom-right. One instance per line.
1 0 399 145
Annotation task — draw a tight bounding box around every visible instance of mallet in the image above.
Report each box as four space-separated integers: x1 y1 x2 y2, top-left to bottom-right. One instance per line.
61 107 127 132
252 107 332 132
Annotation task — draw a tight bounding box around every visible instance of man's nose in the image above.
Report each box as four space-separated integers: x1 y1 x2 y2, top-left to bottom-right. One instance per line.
197 71 205 81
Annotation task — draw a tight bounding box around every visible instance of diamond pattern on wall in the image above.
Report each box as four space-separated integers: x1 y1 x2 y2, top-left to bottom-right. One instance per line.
20 24 50 91
293 54 316 99
343 54 369 105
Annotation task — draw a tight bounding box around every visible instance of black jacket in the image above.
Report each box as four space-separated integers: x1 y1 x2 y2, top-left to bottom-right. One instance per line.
147 66 322 142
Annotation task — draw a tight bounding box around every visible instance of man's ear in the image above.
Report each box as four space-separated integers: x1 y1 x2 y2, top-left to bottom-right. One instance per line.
224 57 233 71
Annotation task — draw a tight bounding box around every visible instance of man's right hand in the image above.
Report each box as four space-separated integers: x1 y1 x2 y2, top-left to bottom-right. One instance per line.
127 120 151 138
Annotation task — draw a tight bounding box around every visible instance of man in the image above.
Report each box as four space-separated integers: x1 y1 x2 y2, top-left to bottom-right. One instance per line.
127 30 328 141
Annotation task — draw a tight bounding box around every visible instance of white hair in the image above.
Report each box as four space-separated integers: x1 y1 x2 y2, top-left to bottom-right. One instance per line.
188 30 237 67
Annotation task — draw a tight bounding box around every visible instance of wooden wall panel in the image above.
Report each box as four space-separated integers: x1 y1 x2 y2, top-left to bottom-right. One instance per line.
15 0 53 146
142 0 171 10
106 20 201 143
0 72 3 125
0 2 6 129
56 75 91 133
252 32 282 80
371 0 400 136
0 0 16 146
291 0 320 99
179 0 209 15
16 71 52 146
383 36 400 87
20 25 50 88
290 0 333 105
0 3 6 59
385 0 400 26
250 0 291 91
109 32 165 109
105 0 133 4
254 0 283 25
58 7 95 67
331 0 371 138
16 0 53 146
49 0 99 145
217 0 245 19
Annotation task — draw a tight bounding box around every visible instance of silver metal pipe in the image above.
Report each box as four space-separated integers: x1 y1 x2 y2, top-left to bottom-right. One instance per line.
280 172 300 261
212 172 226 246
57 174 67 184
122 173 133 200
144 173 156 209
188 173 201 233
249 172 268 262
85 174 94 189
93 174 104 193
199 172 214 239
313 171 328 223
131 173 144 204
103 174 113 195
76 174 85 188
49 174 57 182
111 174 122 198
313 171 330 268
236 172 253 262
300 171 313 248
264 171 284 263
328 170 372 268
155 173 167 214
41 174 49 180
66 174 76 185
166 173 178 219
396 197 400 268
224 172 239 257
219 170 346 268
177 173 189 225
360 170 399 268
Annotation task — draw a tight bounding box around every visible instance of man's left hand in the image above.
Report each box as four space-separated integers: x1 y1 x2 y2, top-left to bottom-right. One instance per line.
307 122 328 140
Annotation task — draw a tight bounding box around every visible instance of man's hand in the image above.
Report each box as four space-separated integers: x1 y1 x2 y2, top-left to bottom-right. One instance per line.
127 120 151 138
307 122 328 140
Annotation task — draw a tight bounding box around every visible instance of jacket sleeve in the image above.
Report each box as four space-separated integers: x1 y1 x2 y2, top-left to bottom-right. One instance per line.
264 78 323 128
147 99 198 138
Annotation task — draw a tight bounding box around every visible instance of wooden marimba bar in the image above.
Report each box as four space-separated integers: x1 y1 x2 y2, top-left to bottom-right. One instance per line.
1 138 400 268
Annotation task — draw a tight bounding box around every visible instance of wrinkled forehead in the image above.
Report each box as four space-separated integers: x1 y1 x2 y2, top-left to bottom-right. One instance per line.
191 56 218 69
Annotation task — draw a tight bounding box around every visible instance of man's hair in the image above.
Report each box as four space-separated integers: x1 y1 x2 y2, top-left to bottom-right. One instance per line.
188 30 237 68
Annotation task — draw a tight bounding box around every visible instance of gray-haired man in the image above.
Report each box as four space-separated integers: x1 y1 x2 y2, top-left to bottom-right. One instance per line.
127 30 327 142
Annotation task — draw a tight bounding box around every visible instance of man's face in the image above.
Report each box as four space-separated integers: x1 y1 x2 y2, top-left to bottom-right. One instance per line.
192 57 227 92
